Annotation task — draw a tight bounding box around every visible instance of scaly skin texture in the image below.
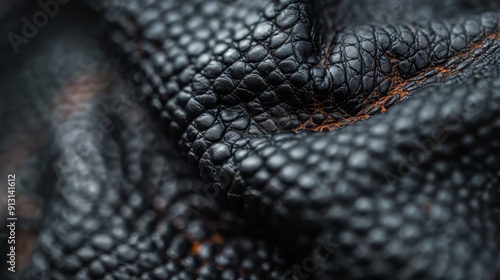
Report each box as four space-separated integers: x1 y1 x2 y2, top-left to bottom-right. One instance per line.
1 3 287 280
1 0 500 279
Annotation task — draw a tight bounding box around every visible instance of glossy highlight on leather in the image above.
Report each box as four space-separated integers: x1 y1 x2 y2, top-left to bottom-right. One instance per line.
1 0 499 279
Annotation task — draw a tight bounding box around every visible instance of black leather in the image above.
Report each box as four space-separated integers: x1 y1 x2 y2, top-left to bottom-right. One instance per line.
1 0 500 279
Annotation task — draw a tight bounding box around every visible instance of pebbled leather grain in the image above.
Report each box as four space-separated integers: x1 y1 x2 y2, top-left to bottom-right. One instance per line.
1 0 500 279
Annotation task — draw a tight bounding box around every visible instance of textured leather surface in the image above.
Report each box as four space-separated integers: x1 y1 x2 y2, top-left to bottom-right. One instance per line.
1 0 500 279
